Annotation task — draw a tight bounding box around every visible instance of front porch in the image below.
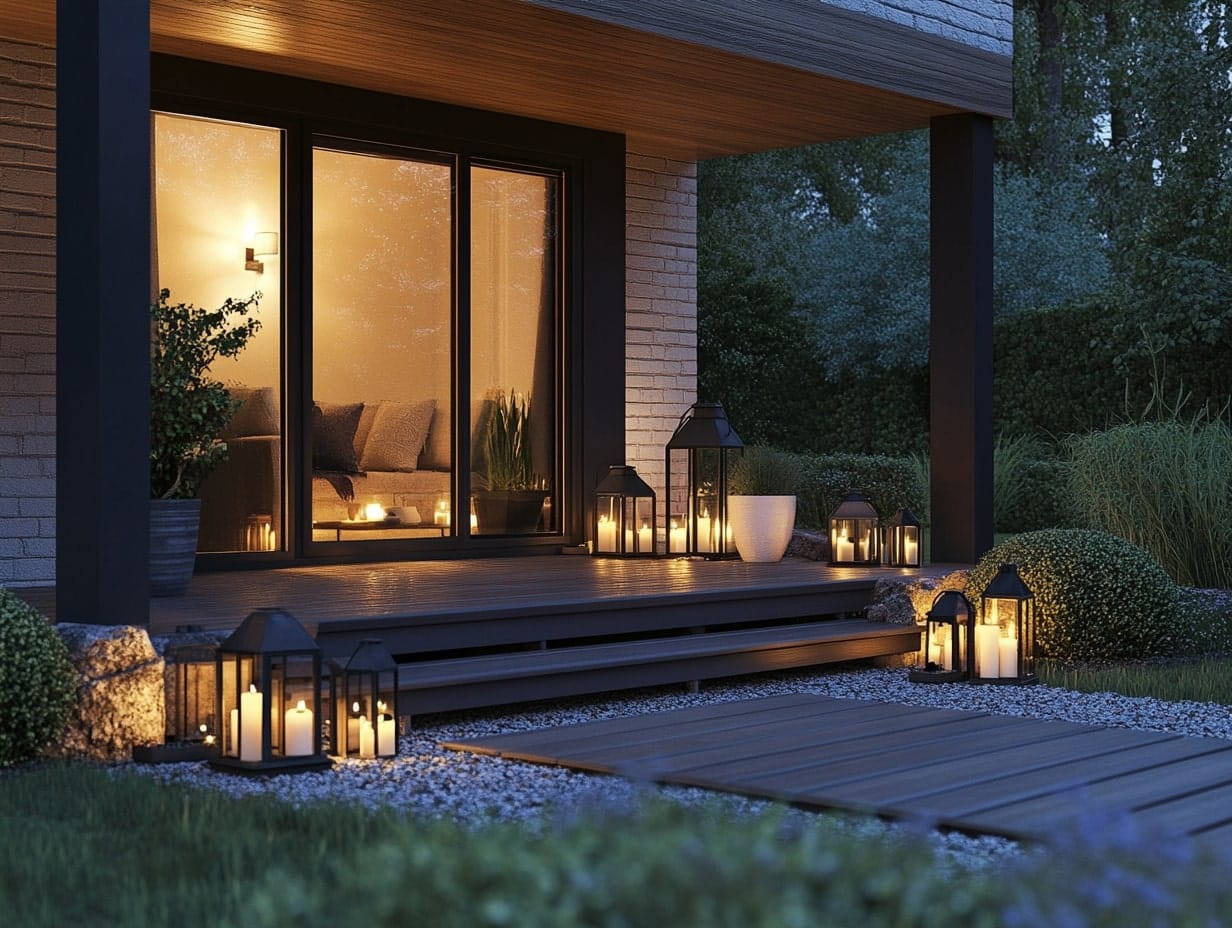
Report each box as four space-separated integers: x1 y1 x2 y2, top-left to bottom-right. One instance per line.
24 556 945 716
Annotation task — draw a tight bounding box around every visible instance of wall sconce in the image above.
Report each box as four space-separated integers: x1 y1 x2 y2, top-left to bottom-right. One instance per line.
245 231 279 273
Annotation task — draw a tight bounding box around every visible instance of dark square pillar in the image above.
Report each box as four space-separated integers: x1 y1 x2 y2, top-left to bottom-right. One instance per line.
56 1 152 624
929 113 994 565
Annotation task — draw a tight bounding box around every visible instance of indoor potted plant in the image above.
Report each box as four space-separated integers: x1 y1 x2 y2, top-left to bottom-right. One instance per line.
149 288 261 595
472 389 550 534
726 445 803 562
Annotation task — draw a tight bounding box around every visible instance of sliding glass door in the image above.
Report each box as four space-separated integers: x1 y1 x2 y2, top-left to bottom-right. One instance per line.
309 146 563 544
310 144 455 542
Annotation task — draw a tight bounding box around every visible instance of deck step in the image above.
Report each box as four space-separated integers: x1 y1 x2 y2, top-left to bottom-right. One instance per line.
400 619 921 716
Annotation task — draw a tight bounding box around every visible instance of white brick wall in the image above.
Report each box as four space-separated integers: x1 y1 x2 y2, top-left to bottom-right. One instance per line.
624 152 697 499
824 0 1013 56
0 39 55 586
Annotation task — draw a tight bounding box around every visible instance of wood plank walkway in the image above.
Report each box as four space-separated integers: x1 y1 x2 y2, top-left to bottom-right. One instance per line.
443 694 1232 856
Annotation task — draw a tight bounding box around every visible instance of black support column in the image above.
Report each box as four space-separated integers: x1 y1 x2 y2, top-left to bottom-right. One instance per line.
929 113 994 565
56 1 152 624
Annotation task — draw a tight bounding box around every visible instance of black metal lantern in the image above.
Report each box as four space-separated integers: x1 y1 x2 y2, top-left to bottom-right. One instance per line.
664 402 743 558
974 563 1038 685
211 608 331 773
330 639 400 758
133 630 220 764
828 490 880 566
593 465 657 557
908 590 974 683
169 640 219 747
884 508 922 567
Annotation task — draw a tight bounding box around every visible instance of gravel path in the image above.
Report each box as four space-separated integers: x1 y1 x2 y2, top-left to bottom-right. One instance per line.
127 647 1232 872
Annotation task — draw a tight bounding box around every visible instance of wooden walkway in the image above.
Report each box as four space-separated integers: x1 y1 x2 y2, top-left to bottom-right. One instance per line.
444 693 1232 856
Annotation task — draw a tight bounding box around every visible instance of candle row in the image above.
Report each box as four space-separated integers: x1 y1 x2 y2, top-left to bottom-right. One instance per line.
226 685 315 761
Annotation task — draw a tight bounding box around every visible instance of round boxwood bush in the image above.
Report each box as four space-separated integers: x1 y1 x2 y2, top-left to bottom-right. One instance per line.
965 529 1181 662
0 589 77 766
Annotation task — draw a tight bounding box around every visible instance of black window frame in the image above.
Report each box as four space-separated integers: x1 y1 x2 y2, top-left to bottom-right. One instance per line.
152 55 625 569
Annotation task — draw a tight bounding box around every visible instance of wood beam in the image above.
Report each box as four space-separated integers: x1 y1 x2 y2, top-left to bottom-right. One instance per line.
928 113 994 565
56 0 151 624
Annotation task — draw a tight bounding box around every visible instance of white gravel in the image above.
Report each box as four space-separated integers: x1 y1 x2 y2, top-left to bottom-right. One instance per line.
126 637 1232 873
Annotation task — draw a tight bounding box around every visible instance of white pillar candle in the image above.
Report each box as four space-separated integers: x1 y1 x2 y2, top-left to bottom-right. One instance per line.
638 523 653 553
669 521 685 553
434 502 450 526
358 716 375 758
932 629 951 671
903 536 918 564
834 535 855 562
597 516 617 553
998 633 1019 679
378 714 397 757
228 684 263 762
696 515 712 553
975 624 1000 679
284 699 313 756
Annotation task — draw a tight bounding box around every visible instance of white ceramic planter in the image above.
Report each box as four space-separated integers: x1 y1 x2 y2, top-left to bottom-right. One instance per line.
727 495 796 563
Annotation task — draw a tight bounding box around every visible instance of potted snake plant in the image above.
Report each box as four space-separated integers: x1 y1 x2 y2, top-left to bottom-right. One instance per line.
472 389 550 534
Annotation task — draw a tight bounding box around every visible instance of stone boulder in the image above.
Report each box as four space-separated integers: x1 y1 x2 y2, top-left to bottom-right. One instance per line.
52 624 165 762
786 529 829 561
865 570 971 625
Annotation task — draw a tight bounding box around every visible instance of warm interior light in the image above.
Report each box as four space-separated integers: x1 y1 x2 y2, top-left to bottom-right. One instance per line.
244 231 279 273
363 502 387 521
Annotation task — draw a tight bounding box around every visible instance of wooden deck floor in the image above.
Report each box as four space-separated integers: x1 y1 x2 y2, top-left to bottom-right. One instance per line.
444 693 1232 856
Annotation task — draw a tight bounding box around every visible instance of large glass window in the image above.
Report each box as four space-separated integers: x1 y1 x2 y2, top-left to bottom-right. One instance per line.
310 144 454 541
470 166 560 535
152 112 285 554
154 109 567 557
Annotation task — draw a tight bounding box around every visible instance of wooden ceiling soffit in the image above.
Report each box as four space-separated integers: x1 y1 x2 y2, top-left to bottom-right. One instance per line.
526 0 1014 118
0 0 1009 159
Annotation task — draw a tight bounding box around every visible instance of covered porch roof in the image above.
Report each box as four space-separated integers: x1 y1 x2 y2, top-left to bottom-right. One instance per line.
4 0 1010 158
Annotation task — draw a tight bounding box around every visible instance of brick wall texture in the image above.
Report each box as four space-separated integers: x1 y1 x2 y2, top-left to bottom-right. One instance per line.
0 39 55 586
623 152 697 501
824 0 1013 56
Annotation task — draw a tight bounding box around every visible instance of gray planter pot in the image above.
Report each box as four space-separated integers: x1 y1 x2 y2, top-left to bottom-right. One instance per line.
473 490 549 535
149 498 201 597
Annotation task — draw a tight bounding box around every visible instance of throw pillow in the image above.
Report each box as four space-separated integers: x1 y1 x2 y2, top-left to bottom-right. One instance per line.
421 405 452 471
222 386 279 438
312 401 364 473
360 399 437 472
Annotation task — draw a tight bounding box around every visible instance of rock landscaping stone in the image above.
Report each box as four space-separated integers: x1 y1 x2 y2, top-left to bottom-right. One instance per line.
786 529 828 561
866 570 970 625
53 624 165 762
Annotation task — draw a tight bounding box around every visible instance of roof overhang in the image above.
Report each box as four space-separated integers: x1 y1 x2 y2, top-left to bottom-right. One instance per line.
5 0 1011 158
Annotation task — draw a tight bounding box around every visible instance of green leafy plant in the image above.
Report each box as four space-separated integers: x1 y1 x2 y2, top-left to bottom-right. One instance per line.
965 529 1183 662
0 590 77 766
727 446 804 496
150 288 261 499
480 389 544 491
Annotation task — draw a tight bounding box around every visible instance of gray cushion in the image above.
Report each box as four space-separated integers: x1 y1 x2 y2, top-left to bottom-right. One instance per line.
360 399 437 472
222 386 279 438
313 401 364 473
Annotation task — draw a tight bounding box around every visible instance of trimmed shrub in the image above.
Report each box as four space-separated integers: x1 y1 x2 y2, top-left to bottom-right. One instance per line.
0 589 77 766
795 452 927 530
965 529 1182 662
